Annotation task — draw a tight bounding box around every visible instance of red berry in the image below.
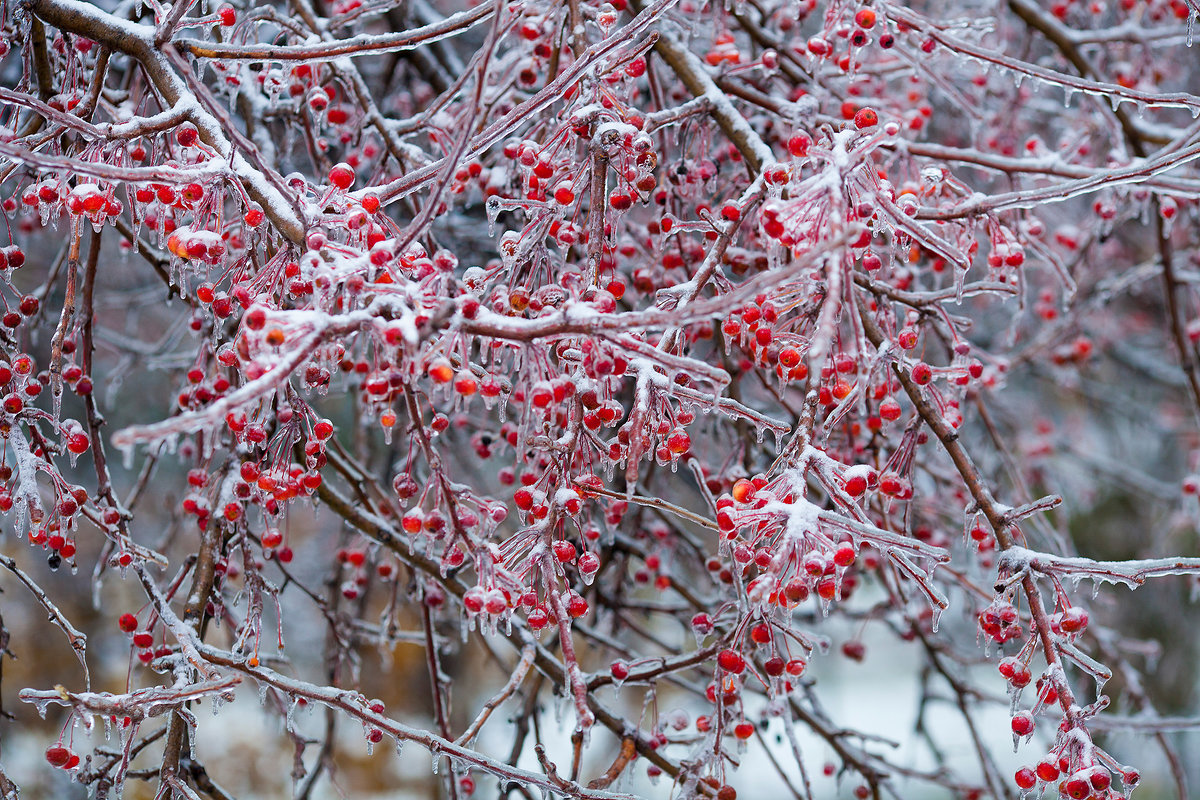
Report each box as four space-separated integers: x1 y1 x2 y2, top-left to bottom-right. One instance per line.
1036 759 1060 782
854 107 879 129
45 745 71 767
453 372 478 395
176 123 199 147
1088 767 1111 792
552 540 577 562
787 134 811 156
879 397 902 421
428 358 454 384
329 163 355 190
566 594 588 617
1059 606 1088 633
717 649 746 673
731 478 756 503
118 613 138 632
609 191 632 210
463 588 485 614
241 205 265 227
527 606 549 629
1063 776 1090 799
1014 767 1036 790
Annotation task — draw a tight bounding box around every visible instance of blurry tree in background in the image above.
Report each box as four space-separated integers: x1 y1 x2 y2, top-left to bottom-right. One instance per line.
1 0 1200 798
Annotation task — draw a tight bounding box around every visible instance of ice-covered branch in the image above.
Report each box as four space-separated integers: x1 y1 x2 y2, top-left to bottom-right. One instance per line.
999 546 1200 590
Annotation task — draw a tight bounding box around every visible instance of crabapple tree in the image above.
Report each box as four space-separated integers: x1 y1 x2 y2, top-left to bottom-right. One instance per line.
0 0 1199 798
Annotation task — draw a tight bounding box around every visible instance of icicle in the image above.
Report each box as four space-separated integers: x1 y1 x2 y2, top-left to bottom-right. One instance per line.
553 691 567 727
119 441 135 470
430 743 441 774
32 697 52 719
485 197 501 236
